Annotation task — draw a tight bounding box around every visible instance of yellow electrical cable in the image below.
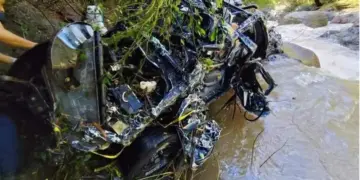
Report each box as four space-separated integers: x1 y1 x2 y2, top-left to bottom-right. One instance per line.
90 148 124 159
165 110 194 128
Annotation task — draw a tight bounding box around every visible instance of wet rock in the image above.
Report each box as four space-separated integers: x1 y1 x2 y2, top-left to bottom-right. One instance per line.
0 0 72 60
324 11 337 21
5 1 62 42
280 11 329 28
267 27 283 56
331 12 359 25
0 0 62 60
353 20 359 27
0 1 55 72
56 5 83 22
320 26 359 50
337 26 359 50
319 30 341 39
262 8 279 21
281 42 321 68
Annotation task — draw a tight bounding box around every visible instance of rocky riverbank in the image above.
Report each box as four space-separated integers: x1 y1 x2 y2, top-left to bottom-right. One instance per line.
263 5 359 80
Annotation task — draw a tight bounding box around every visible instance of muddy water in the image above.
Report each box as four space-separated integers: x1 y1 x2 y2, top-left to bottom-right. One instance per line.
196 56 359 180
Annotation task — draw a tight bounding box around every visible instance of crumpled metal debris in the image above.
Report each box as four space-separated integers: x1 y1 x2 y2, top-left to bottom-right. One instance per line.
62 2 274 174
86 5 107 35
108 85 143 114
182 118 221 169
151 84 188 117
175 94 221 169
267 27 283 56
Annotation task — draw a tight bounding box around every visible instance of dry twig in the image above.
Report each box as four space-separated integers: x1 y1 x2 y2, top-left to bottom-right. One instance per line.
259 139 288 168
250 128 264 169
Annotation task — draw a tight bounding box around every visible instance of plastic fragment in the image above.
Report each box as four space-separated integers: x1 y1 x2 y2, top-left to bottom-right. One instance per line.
140 81 157 93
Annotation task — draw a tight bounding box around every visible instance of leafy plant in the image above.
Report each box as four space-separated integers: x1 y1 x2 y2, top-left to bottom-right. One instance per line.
100 0 182 61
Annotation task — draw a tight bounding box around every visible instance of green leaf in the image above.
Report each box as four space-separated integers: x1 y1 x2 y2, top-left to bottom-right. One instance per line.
83 154 92 162
180 39 185 45
194 8 199 15
202 58 214 66
210 29 217 42
102 77 111 86
172 5 180 13
199 28 206 36
78 52 87 62
195 24 206 37
216 0 223 8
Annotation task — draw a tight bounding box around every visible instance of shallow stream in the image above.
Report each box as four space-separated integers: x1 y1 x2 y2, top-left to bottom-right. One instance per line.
198 23 359 180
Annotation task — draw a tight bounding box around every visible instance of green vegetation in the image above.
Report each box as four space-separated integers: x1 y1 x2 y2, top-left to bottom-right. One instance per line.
319 0 359 10
243 0 278 8
99 0 182 61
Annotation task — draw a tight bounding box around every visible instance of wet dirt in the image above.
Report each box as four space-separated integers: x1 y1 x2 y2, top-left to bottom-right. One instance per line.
196 56 359 180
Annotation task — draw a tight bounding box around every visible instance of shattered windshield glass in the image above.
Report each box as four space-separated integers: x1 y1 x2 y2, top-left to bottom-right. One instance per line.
50 36 99 125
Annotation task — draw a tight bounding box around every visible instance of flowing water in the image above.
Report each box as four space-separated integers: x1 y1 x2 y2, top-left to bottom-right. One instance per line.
196 24 359 180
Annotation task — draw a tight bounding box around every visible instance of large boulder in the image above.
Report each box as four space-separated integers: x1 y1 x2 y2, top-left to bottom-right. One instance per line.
5 1 62 42
280 11 329 28
336 26 359 50
281 42 321 68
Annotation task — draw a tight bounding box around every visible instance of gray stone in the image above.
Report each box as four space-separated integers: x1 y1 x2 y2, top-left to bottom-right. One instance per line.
320 26 359 50
1 0 82 58
319 30 340 39
0 1 62 59
353 20 359 27
5 1 62 42
337 26 359 50
262 8 280 21
331 12 359 25
280 11 329 28
324 11 337 21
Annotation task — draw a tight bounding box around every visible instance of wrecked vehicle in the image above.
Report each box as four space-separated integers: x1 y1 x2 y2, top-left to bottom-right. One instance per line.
0 0 278 179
